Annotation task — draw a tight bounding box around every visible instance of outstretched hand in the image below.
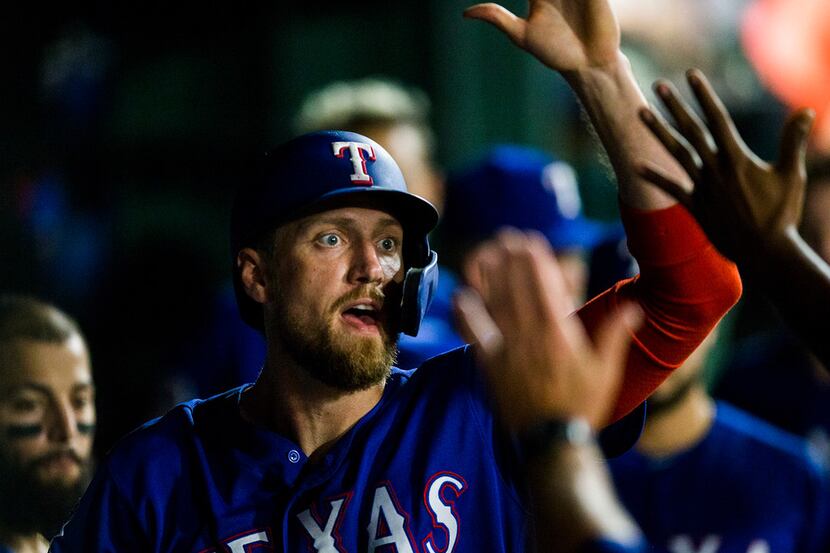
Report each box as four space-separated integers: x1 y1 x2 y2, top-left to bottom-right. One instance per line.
453 229 642 432
464 0 620 74
638 69 814 265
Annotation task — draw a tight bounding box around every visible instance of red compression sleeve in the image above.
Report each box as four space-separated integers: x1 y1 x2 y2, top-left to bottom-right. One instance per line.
577 203 742 421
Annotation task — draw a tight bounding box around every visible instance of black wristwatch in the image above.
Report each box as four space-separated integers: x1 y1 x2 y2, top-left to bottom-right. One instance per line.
519 417 594 458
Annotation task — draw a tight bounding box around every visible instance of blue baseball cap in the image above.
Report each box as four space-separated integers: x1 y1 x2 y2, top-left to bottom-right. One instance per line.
442 145 608 251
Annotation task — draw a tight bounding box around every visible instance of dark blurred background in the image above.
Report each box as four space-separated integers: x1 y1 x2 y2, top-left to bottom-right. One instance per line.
1 0 799 455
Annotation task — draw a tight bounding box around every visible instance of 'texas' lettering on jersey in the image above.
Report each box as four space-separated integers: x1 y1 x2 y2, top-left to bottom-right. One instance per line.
200 471 468 553
668 535 770 553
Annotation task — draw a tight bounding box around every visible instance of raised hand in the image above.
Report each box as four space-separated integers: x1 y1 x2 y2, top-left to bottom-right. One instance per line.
639 68 830 369
453 229 642 432
464 0 621 74
638 69 814 266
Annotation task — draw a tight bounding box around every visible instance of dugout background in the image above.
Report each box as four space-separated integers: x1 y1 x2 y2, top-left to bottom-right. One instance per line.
0 0 788 454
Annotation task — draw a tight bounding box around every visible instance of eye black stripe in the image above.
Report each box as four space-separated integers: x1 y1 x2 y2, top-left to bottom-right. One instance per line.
77 423 96 435
6 424 43 439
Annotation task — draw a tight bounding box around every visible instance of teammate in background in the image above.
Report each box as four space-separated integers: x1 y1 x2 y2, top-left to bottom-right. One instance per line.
636 68 830 368
0 295 95 553
295 78 445 214
609 327 830 553
51 0 741 551
642 69 830 477
714 160 830 461
397 144 611 370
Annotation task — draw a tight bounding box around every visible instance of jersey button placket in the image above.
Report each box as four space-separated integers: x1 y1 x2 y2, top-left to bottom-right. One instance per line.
287 449 301 464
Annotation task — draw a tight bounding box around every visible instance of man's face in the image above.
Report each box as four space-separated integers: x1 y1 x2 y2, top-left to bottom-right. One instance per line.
264 206 405 390
0 335 95 536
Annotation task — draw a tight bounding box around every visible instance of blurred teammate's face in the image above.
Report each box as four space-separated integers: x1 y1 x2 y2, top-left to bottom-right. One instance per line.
0 336 95 536
266 207 404 390
360 123 444 213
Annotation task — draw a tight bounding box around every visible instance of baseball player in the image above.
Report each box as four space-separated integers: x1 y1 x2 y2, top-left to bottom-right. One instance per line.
50 0 741 551
0 295 95 553
395 144 611 372
610 328 830 553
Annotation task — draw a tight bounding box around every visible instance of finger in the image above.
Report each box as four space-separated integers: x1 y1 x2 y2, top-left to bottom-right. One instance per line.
463 3 527 45
640 106 703 183
685 69 747 159
654 80 719 169
462 244 486 293
488 229 575 329
525 233 579 324
485 228 546 334
777 108 815 179
453 287 504 359
465 233 520 332
462 238 503 301
637 163 695 211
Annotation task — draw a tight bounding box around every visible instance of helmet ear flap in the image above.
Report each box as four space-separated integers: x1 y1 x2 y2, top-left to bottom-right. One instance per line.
399 250 439 336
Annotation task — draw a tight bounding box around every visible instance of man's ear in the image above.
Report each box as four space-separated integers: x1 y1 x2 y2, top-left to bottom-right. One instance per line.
237 248 271 304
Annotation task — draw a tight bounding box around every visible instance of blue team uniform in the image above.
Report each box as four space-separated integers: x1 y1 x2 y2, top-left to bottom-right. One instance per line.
609 402 830 553
51 345 644 552
50 149 742 552
52 347 530 551
715 332 830 466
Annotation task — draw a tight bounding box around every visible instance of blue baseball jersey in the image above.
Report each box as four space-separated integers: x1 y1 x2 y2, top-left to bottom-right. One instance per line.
714 332 830 466
51 344 641 552
609 402 830 553
50 346 540 551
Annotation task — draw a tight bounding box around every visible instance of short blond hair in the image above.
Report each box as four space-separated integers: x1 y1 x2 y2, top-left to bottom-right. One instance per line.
294 78 434 153
0 294 82 344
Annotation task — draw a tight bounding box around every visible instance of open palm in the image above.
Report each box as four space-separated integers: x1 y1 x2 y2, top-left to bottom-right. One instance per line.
465 0 621 73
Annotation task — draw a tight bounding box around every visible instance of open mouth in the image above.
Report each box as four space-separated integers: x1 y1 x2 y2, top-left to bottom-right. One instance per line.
341 303 382 332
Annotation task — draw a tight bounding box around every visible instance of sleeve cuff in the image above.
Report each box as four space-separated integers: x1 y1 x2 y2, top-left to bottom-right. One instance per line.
620 202 711 267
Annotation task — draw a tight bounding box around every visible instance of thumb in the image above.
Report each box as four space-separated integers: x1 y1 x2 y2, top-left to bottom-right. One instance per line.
464 3 526 45
777 108 815 178
453 287 504 360
594 302 643 385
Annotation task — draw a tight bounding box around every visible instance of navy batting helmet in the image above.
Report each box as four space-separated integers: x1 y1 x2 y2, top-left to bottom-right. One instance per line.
231 130 439 336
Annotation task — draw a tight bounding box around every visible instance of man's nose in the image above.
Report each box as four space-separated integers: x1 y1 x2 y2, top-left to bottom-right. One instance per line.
348 241 385 284
46 399 78 443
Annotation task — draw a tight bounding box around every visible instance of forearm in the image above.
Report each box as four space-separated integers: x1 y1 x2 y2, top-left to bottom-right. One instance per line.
565 54 688 210
527 441 642 553
747 227 830 368
577 203 742 418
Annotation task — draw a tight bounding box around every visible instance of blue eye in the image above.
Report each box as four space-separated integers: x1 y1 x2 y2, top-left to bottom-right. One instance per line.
379 238 397 252
319 234 340 247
